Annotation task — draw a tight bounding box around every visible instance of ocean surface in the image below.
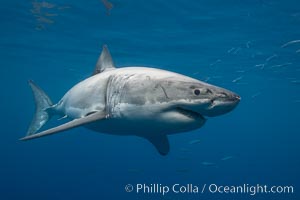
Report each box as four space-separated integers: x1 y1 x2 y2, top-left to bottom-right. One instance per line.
1 0 299 199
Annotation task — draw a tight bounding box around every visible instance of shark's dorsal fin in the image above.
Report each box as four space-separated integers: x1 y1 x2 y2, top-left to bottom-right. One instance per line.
143 134 170 156
93 45 116 75
20 111 106 141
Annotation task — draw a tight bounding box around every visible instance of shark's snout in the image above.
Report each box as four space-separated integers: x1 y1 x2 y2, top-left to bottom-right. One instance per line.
216 91 240 102
205 90 240 117
235 94 241 101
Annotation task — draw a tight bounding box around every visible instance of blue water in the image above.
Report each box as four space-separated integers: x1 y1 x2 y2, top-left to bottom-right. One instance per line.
1 0 299 199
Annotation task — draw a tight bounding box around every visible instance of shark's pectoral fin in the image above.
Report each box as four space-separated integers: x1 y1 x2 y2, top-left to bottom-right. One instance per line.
143 134 170 156
20 111 106 141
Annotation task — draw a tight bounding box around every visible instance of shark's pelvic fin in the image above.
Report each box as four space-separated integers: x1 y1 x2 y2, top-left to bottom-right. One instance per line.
27 80 53 136
93 45 116 75
20 111 106 141
143 134 170 156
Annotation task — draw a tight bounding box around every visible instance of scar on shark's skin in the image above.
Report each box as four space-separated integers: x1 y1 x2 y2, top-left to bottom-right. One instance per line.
21 45 240 156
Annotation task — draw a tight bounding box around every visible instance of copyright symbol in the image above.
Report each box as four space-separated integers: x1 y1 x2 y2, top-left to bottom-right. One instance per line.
125 184 134 192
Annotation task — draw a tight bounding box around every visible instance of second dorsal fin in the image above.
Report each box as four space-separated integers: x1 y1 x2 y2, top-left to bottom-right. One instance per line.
93 45 116 75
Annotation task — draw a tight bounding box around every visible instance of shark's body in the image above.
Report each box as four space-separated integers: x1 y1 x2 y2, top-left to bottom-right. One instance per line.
58 67 208 136
21 45 240 155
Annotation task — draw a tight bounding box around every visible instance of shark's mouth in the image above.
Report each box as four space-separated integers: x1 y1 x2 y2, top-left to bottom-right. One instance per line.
176 107 206 120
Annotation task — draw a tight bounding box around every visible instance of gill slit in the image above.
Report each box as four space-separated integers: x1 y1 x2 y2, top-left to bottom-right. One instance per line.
105 75 114 118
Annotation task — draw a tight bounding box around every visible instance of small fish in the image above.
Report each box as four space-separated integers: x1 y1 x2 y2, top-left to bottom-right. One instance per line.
281 40 300 48
294 100 300 103
227 47 235 53
254 63 266 67
269 63 292 69
189 139 201 145
265 54 277 62
221 156 234 161
232 76 243 83
296 49 300 53
254 63 265 68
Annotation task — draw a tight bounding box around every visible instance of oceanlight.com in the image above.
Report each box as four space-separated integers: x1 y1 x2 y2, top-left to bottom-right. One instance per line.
124 183 294 196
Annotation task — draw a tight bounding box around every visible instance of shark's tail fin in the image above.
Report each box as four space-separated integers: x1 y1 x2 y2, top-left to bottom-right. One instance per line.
27 80 54 136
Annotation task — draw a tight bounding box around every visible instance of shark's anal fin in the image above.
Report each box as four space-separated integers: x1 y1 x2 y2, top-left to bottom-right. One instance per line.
143 134 170 156
92 45 116 75
20 111 106 141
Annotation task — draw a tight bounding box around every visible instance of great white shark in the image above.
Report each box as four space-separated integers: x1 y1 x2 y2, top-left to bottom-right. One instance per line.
20 45 240 155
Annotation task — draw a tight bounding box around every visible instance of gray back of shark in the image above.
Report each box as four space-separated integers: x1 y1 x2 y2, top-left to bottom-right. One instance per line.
21 45 240 155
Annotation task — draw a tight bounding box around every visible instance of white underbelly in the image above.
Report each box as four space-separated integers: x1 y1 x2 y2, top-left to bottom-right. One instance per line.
84 103 206 136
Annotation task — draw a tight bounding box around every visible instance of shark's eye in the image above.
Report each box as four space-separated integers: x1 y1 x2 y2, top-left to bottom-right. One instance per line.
194 89 201 96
